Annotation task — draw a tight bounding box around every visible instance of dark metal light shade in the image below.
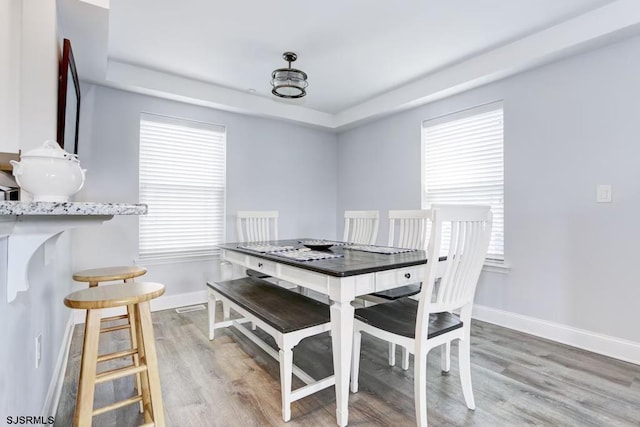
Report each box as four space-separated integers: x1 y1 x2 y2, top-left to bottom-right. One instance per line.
271 52 308 99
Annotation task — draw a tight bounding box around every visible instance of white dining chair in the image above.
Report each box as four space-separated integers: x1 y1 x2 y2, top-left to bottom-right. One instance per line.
351 205 492 426
367 209 431 369
343 210 379 244
236 210 279 242
388 209 431 251
235 210 296 294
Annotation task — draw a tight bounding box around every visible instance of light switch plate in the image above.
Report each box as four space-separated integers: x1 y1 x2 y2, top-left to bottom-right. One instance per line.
597 184 612 203
35 334 42 369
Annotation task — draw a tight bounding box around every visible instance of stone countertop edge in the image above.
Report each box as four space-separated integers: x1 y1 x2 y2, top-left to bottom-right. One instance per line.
0 201 148 216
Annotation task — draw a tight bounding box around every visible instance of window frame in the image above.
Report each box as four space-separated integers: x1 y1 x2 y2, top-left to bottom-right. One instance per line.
420 101 508 272
137 112 227 264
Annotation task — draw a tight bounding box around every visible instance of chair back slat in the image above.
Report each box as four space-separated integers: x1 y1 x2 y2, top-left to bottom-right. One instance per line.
416 205 492 340
388 210 431 250
343 210 379 245
236 211 279 242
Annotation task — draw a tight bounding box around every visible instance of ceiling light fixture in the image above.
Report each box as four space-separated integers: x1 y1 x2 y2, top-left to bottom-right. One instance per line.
270 52 308 99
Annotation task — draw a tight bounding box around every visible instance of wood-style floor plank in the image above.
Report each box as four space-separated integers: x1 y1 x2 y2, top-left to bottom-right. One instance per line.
55 306 640 426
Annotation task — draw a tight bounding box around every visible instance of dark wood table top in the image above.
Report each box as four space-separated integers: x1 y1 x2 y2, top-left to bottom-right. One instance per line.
218 238 429 278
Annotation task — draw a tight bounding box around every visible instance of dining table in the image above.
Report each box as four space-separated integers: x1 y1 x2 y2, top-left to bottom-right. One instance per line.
217 238 429 426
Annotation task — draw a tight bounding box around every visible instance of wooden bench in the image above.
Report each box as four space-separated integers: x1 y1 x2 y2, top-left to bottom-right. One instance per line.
207 277 334 422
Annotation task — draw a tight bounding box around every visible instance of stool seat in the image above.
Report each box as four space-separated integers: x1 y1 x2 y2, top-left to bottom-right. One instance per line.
64 282 165 310
73 265 147 283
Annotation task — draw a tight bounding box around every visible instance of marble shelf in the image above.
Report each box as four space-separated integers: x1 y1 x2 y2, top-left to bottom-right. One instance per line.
0 201 147 216
0 201 147 303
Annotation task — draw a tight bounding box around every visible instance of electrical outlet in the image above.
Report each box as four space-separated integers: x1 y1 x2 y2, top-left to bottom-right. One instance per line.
597 184 612 203
35 334 42 369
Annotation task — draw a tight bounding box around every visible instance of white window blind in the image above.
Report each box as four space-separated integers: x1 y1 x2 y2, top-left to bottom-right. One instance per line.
422 102 504 261
139 113 226 261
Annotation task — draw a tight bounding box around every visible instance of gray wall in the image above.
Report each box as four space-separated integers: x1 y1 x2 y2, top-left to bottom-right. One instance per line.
0 237 73 418
0 1 71 419
72 85 338 295
336 35 640 342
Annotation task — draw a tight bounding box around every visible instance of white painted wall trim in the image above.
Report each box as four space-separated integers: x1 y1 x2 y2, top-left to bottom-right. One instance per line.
72 289 208 324
106 60 335 129
336 0 640 129
149 290 208 313
482 260 510 274
473 304 640 366
41 312 75 419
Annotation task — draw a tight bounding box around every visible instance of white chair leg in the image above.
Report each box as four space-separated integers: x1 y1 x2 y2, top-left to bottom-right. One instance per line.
350 329 362 393
459 337 475 409
222 301 230 320
208 291 217 340
279 346 293 422
414 351 428 427
440 342 451 373
388 342 396 366
401 346 410 370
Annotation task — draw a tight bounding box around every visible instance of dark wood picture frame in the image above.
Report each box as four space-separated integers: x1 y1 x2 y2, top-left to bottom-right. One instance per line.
57 38 81 154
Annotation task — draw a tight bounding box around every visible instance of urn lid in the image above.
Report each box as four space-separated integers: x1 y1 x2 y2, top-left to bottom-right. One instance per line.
21 140 78 161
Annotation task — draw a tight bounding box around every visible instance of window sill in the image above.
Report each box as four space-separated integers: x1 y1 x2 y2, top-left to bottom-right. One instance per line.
482 260 510 274
136 253 220 266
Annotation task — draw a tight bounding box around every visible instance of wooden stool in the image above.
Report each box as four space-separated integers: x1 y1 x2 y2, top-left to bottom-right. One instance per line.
73 265 148 409
73 265 147 288
64 282 166 426
72 265 148 340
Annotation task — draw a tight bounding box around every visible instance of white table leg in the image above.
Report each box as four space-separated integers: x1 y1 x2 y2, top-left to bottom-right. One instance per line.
208 290 217 340
330 300 354 427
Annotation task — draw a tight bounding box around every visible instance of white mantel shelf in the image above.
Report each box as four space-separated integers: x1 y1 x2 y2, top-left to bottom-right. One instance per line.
0 201 147 303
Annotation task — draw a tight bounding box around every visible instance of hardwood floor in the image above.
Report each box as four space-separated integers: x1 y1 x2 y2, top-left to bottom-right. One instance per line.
55 306 640 426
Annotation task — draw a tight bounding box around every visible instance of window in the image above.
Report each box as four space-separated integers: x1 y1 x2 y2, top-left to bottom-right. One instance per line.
138 113 226 261
422 102 504 262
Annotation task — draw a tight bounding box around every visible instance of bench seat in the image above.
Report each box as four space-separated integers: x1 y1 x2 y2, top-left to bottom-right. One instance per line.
207 277 330 333
207 277 334 422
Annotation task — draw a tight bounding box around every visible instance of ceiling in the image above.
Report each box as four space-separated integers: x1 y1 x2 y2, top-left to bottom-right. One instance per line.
59 0 640 130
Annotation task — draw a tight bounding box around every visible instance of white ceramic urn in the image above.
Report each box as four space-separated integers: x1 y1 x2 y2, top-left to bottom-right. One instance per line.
10 140 86 202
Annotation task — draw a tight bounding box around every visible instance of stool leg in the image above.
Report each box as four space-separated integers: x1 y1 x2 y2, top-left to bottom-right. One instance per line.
137 301 166 426
75 309 101 426
124 277 144 412
134 304 153 425
127 303 143 413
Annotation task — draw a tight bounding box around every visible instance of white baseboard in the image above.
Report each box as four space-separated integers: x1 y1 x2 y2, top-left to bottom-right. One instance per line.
73 290 208 324
150 289 207 312
42 312 75 419
473 304 640 365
